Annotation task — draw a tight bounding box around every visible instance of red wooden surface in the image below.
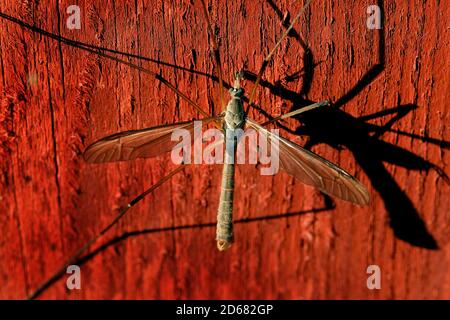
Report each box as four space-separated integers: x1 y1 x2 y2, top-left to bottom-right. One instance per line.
0 0 449 299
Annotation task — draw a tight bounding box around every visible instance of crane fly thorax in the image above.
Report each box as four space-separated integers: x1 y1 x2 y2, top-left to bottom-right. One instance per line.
223 87 245 130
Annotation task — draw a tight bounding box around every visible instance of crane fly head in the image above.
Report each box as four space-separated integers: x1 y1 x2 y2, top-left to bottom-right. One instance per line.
228 87 244 98
232 70 245 90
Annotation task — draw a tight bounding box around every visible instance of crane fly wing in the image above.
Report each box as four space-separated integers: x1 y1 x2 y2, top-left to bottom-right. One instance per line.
84 121 193 163
84 116 222 163
246 119 370 205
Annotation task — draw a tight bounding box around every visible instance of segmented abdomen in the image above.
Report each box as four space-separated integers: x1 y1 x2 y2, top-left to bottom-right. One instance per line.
216 130 237 251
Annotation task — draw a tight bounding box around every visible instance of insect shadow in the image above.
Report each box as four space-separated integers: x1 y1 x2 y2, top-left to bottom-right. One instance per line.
76 205 332 269
243 0 449 249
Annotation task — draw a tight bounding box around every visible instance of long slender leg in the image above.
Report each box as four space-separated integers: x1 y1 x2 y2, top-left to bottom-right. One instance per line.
27 166 185 300
199 0 226 112
248 0 313 108
0 11 209 118
88 48 210 118
260 100 328 126
0 12 213 79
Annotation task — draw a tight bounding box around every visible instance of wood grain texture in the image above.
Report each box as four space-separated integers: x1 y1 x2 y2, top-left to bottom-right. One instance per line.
0 0 449 299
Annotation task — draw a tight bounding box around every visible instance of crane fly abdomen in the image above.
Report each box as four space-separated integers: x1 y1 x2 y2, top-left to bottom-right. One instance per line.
216 81 245 251
216 160 235 251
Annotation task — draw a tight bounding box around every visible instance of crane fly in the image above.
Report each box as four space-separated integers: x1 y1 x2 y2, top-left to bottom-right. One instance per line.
83 81 369 250
0 0 370 298
83 0 369 251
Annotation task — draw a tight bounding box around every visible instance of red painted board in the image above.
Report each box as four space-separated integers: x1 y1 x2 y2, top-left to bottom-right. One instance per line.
0 0 448 299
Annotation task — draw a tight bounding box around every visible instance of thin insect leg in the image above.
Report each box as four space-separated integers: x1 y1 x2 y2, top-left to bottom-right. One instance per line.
199 0 226 112
260 100 328 126
0 11 215 80
27 166 185 300
0 11 209 118
247 0 313 110
82 47 210 118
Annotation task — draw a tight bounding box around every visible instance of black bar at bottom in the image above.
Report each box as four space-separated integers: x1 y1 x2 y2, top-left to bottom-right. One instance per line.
0 300 446 318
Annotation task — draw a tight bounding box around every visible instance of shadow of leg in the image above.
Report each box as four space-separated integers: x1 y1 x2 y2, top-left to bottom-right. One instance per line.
355 152 438 249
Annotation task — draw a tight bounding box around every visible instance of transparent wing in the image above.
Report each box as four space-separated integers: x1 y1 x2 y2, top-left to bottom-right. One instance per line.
84 117 221 163
246 119 370 205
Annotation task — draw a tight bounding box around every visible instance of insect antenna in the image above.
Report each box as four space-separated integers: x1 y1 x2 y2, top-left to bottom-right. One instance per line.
27 166 185 300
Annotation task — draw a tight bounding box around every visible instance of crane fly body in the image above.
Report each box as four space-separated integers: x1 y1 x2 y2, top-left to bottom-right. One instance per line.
83 72 370 251
2 0 372 298
83 0 370 251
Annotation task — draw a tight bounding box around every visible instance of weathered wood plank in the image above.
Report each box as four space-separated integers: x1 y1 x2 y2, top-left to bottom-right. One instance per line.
0 0 448 299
